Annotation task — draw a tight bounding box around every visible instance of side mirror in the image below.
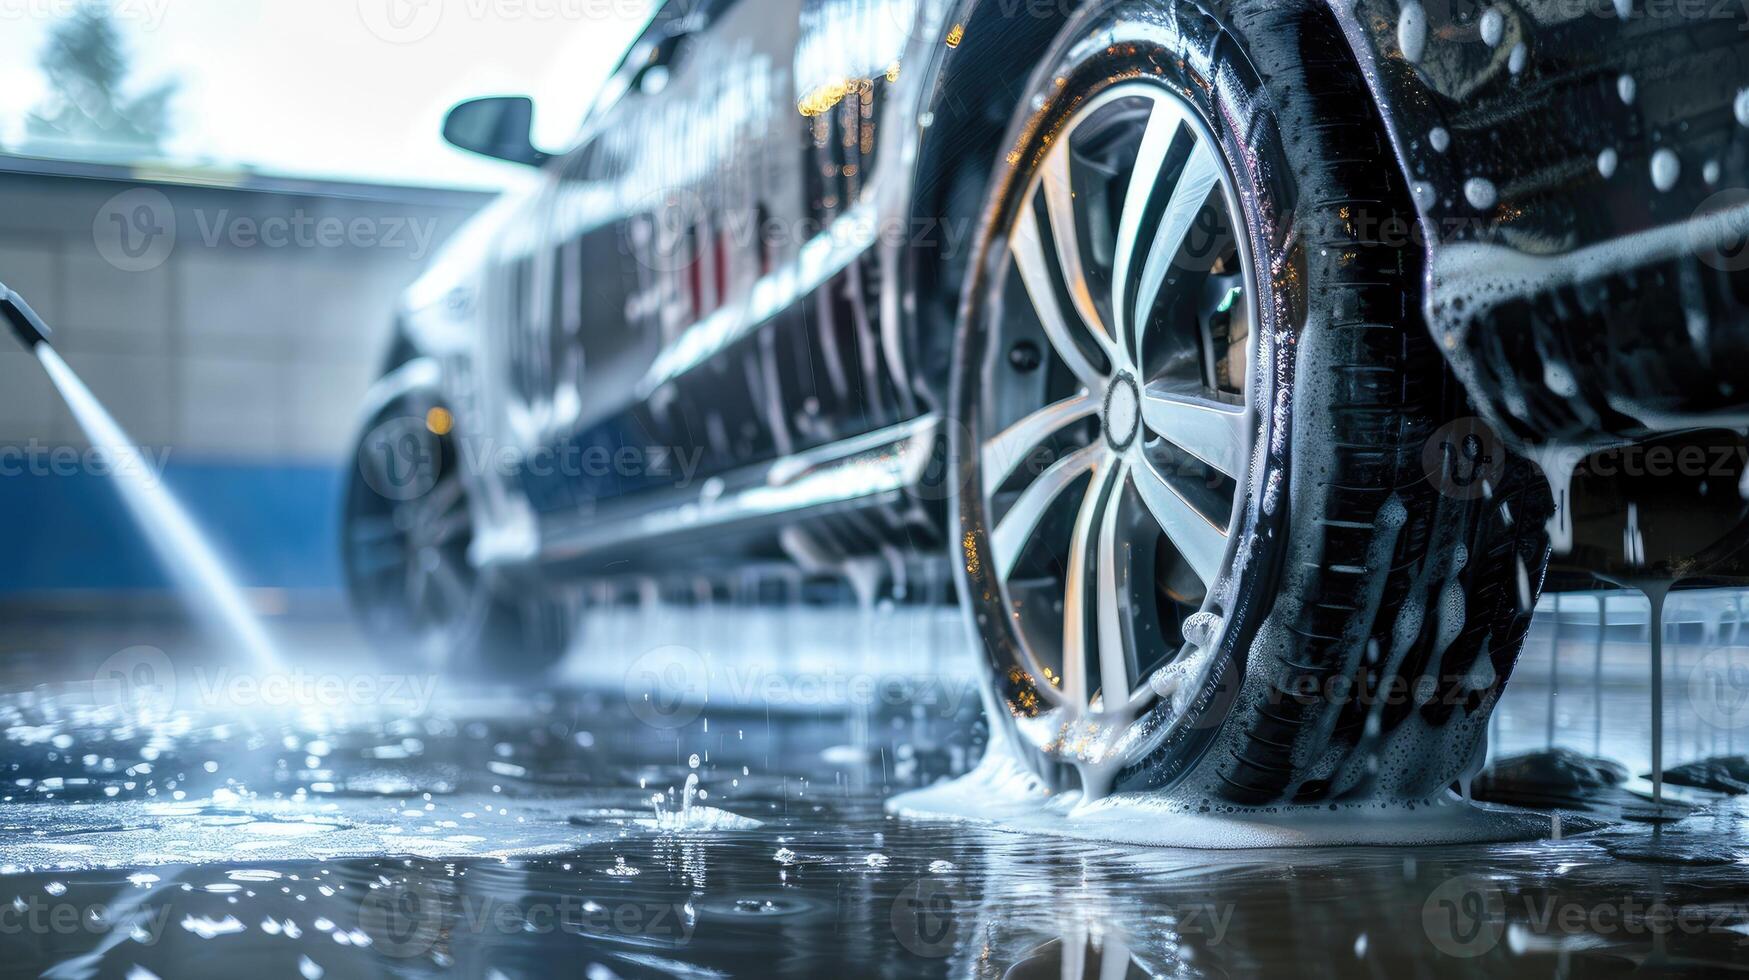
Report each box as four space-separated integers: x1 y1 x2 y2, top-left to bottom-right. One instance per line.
442 96 550 168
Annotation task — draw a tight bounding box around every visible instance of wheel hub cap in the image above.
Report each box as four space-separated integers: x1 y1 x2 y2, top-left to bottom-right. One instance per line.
1103 373 1141 451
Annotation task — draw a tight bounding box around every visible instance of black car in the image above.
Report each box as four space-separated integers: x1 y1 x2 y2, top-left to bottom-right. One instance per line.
344 0 1749 805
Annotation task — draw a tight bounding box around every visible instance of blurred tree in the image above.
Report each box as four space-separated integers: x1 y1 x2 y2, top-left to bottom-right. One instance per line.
19 4 177 161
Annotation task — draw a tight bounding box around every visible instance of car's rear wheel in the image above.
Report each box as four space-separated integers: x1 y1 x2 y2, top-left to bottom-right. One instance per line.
949 0 1552 803
342 374 569 676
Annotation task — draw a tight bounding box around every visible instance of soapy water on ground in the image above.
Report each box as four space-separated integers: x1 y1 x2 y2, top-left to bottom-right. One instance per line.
1 593 1748 977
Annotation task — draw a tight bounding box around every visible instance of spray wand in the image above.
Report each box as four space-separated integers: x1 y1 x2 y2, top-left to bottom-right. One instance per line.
1 282 52 349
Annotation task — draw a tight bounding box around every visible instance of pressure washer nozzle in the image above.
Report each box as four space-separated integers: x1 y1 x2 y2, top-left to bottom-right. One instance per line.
0 283 52 349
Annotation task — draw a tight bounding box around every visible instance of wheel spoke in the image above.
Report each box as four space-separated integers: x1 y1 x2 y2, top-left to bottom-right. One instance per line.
416 475 464 526
1012 199 1106 390
1132 138 1221 366
1131 456 1229 586
1061 457 1121 710
406 554 430 613
426 508 473 546
991 442 1103 581
1040 143 1114 353
428 554 472 612
981 391 1099 494
1094 458 1133 715
1111 99 1185 364
1141 381 1250 479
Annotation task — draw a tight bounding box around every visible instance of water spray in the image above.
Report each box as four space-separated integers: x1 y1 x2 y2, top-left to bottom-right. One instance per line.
2 281 281 669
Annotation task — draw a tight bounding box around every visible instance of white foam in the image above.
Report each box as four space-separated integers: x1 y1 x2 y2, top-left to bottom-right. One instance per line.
889 750 1557 849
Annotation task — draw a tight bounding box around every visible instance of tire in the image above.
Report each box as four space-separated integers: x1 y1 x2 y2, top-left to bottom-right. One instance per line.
948 0 1552 804
341 380 570 676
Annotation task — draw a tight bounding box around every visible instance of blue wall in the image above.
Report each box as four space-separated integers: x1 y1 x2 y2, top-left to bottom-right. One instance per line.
0 461 345 592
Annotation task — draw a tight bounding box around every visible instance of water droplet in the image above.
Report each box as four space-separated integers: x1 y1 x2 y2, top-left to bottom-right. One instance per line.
1651 149 1680 192
1464 178 1498 211
1617 75 1636 105
1597 148 1618 179
1480 8 1504 48
1399 2 1427 64
1428 127 1450 154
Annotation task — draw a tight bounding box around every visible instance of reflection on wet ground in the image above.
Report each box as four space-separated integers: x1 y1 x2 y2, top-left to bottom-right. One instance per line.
1 592 1747 977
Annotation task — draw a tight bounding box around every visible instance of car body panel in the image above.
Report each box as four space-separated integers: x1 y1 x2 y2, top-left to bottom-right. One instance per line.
1331 0 1749 448
367 0 1749 581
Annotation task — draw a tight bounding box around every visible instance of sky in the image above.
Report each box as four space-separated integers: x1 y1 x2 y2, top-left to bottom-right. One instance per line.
0 0 657 189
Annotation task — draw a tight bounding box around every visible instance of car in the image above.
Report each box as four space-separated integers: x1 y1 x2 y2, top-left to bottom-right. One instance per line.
342 0 1749 805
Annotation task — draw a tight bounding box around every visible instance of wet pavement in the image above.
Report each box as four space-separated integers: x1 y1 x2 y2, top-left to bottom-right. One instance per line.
1 594 1748 977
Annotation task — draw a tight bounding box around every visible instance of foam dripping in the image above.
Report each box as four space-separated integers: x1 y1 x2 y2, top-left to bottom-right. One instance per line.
35 344 280 668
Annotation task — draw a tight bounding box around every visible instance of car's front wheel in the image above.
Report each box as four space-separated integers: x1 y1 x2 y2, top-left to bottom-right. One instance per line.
949 0 1552 804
